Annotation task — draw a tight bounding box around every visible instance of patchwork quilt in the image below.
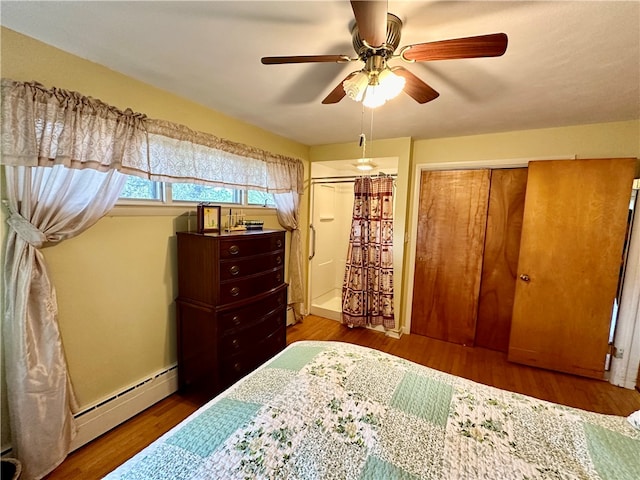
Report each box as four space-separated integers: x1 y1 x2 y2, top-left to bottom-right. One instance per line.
105 341 640 479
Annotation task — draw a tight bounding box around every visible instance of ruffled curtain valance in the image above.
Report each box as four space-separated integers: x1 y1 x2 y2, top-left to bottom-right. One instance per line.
139 119 304 193
0 79 147 171
1 79 304 193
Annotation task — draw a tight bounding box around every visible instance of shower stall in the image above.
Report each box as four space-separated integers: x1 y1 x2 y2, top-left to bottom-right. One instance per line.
308 179 354 320
308 160 398 321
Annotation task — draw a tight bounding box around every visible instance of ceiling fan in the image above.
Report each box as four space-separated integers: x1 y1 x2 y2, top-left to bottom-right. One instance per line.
261 1 508 107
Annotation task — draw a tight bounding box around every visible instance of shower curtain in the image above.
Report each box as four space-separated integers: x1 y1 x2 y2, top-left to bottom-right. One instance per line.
342 176 395 329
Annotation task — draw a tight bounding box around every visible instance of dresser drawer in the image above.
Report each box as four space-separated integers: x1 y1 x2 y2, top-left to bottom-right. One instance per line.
219 267 284 304
219 251 284 281
220 307 284 357
219 286 287 332
219 234 284 259
220 327 286 386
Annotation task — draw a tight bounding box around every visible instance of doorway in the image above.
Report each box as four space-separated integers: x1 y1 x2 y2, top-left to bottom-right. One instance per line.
308 158 398 322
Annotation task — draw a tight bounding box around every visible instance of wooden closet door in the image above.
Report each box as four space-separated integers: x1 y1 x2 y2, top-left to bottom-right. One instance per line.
411 169 491 345
508 158 636 379
475 168 528 352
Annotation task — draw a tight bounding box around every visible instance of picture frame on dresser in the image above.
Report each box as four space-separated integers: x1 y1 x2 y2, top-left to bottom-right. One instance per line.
196 204 221 233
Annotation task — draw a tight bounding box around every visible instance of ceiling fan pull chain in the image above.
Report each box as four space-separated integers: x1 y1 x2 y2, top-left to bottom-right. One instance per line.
360 103 367 158
369 108 374 159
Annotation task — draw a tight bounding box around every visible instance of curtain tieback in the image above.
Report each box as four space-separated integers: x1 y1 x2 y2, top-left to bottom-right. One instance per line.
6 211 46 248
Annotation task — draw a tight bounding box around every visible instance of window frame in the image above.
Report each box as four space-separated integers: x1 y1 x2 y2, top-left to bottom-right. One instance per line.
117 178 276 209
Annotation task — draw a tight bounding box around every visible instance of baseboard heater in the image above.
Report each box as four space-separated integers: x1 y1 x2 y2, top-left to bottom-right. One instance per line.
69 364 178 452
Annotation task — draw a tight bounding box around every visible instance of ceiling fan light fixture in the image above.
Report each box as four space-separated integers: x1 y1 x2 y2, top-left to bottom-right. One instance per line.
343 71 369 101
362 83 387 108
344 64 406 108
356 163 375 171
355 158 377 171
378 68 406 101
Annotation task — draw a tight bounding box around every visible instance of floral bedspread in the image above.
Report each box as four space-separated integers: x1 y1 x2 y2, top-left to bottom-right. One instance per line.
105 341 640 480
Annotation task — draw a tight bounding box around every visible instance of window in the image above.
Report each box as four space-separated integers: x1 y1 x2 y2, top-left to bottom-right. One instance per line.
172 183 240 203
120 176 162 201
247 190 276 207
119 176 275 207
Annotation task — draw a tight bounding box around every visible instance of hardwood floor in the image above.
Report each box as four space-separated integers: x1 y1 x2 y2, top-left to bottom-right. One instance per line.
288 316 640 415
43 393 204 480
43 315 640 479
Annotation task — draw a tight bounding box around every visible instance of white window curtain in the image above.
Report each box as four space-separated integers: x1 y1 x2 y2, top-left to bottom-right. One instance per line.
273 191 304 321
1 80 143 479
1 78 304 478
3 165 127 480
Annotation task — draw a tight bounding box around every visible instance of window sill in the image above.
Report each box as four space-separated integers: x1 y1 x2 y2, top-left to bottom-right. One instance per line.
109 204 277 217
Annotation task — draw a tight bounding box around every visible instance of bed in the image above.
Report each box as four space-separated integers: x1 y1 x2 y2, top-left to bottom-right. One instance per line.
105 341 640 479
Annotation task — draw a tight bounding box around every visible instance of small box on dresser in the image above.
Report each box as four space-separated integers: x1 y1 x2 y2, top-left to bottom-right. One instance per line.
176 229 287 398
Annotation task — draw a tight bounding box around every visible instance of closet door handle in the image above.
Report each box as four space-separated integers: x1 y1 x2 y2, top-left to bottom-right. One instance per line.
309 224 316 260
519 274 530 282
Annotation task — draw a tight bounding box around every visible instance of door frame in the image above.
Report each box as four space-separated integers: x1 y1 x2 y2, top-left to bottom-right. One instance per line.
307 156 404 336
403 156 575 335
610 186 640 388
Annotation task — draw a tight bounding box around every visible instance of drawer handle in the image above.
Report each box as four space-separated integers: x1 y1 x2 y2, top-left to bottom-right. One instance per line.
276 256 282 265
231 339 240 350
228 245 240 255
276 273 282 282
233 362 242 372
230 287 240 297
229 265 240 276
231 315 241 326
276 239 282 248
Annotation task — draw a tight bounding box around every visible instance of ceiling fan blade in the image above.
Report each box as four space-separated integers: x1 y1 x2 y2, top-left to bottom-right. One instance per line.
261 54 352 65
393 67 439 104
350 0 388 47
322 72 357 104
401 33 508 62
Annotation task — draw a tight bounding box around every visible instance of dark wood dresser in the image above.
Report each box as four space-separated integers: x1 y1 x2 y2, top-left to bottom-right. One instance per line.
175 229 287 397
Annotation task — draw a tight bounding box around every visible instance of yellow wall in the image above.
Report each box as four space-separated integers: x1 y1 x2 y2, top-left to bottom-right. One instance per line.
411 120 640 164
0 27 310 449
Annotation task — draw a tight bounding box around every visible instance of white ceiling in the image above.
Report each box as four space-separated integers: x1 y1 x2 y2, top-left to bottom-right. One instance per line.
1 1 639 146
